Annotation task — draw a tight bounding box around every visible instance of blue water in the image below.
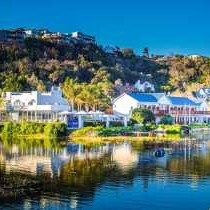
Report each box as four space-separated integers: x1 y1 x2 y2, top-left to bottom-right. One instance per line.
0 136 210 210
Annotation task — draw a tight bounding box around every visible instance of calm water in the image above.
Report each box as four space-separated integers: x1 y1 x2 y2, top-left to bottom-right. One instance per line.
0 134 210 209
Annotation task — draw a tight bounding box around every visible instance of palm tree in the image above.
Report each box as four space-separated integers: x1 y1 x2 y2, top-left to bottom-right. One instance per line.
62 78 80 111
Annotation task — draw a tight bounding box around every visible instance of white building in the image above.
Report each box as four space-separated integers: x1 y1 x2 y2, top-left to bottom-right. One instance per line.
134 80 155 92
195 88 210 99
71 31 96 44
113 92 210 124
2 86 71 122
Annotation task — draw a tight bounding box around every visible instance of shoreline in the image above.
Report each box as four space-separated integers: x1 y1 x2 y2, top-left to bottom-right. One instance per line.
70 134 182 144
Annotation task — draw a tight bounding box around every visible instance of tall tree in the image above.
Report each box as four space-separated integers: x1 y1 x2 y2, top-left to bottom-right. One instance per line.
62 78 81 111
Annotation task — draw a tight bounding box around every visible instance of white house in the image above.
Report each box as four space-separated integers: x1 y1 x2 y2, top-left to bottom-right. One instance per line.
71 32 96 44
195 88 210 100
113 92 210 124
2 86 71 122
134 80 155 92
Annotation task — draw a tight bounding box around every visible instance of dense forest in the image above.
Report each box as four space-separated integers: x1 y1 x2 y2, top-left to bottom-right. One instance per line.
0 38 210 109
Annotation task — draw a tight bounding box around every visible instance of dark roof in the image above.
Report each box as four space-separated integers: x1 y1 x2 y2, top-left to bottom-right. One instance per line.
168 96 198 106
128 93 158 103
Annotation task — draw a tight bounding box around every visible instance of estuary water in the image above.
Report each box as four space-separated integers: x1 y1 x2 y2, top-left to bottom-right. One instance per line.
0 134 210 210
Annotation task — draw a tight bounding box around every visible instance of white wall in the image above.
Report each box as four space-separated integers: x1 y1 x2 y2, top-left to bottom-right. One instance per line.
113 94 138 116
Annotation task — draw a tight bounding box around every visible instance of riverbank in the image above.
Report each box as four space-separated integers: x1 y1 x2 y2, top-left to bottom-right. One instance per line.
70 124 182 137
70 134 182 145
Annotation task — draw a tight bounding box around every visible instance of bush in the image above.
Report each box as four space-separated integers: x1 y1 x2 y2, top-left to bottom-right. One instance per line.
44 123 67 138
20 122 45 134
2 122 20 138
99 127 132 136
157 124 181 134
1 122 67 138
189 123 210 129
131 108 155 125
84 121 106 127
160 115 173 125
71 126 102 137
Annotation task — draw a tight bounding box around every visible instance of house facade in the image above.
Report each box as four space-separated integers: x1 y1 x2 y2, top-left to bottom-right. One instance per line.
2 86 71 122
195 88 210 100
134 80 155 92
113 93 210 124
0 29 25 43
71 32 96 44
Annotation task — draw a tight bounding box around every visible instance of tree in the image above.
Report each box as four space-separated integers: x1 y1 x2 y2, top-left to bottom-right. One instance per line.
160 115 173 125
160 85 173 93
91 68 110 84
2 74 29 92
62 78 81 111
131 108 155 125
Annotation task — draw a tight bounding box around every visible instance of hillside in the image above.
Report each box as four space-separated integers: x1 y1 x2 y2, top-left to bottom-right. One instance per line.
0 38 167 92
1 38 210 110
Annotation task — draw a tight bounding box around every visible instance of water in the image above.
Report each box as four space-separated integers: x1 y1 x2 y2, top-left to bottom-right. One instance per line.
0 135 210 209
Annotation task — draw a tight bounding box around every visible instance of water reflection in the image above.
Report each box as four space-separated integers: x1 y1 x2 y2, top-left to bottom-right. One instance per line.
0 135 210 209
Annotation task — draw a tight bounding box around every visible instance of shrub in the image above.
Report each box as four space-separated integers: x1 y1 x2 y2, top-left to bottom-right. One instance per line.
189 123 210 129
160 115 173 125
71 126 102 137
44 123 67 138
2 122 20 138
158 124 181 134
1 122 67 138
84 121 105 127
99 127 132 136
20 122 45 134
131 108 155 125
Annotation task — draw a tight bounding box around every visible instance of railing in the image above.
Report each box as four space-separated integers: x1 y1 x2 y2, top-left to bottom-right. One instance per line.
154 110 210 116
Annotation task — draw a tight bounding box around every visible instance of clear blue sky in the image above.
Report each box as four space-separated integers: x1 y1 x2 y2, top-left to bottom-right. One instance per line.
0 0 210 56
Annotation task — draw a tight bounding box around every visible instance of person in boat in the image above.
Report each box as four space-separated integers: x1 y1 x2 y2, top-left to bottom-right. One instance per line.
154 148 165 157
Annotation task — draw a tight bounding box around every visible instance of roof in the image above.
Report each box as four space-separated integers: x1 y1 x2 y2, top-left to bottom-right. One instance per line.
167 96 198 106
37 94 69 106
128 93 158 103
150 93 165 100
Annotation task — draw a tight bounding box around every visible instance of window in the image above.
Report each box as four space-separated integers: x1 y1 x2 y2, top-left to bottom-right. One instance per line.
28 99 36 105
14 99 21 106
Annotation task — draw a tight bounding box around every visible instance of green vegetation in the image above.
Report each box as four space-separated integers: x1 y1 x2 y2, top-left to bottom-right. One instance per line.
1 38 210 99
44 122 67 138
167 56 210 93
98 127 133 136
71 126 103 137
0 38 166 98
189 123 210 129
157 124 181 134
1 121 67 139
71 124 181 138
160 115 173 125
62 77 112 111
131 108 155 124
71 126 133 137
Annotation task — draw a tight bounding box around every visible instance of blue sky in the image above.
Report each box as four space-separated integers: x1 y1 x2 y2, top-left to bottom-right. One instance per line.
0 0 210 55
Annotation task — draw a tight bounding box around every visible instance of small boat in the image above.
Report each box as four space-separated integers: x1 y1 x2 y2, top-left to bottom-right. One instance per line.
154 148 165 157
